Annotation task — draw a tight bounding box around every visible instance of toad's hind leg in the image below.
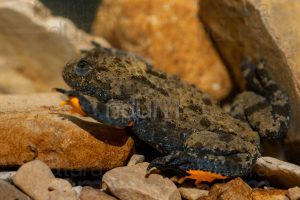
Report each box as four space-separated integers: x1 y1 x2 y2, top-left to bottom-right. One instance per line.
147 151 227 184
147 149 255 183
231 59 290 139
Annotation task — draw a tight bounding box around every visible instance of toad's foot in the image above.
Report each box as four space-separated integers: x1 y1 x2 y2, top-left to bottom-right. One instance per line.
147 151 229 184
178 170 228 184
231 59 290 139
56 88 87 116
56 88 136 128
60 96 86 116
177 170 228 185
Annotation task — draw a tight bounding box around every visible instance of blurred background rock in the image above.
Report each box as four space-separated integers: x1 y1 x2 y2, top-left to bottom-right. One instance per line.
41 0 100 33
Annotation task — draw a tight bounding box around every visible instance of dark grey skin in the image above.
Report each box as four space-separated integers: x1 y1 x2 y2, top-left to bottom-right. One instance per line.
57 45 290 177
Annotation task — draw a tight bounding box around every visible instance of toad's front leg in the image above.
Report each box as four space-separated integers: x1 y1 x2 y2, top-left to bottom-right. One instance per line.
57 88 136 128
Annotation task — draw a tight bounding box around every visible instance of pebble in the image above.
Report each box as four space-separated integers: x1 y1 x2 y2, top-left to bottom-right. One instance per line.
288 187 300 200
80 186 117 200
102 162 181 200
13 160 77 200
178 187 208 200
0 180 31 200
127 154 145 166
0 171 16 182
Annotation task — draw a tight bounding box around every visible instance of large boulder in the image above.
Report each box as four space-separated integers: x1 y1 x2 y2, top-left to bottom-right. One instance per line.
0 0 109 94
93 0 232 100
200 0 300 162
0 93 134 170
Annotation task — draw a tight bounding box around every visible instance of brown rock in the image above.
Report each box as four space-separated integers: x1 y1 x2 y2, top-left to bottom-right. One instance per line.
287 187 300 200
179 187 208 200
252 189 287 200
48 179 78 200
253 157 300 188
13 160 55 200
102 162 181 200
80 186 117 200
0 0 109 94
0 180 31 200
202 178 252 200
0 93 134 170
93 0 232 100
13 160 77 200
200 0 300 159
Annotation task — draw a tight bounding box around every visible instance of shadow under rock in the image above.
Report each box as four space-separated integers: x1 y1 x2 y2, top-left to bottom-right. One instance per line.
56 113 130 147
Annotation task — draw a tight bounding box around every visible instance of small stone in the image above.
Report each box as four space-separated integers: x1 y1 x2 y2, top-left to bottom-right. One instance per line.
0 171 16 182
252 189 287 200
288 187 300 200
72 186 82 198
13 160 77 200
253 157 300 188
93 0 232 100
202 177 252 200
0 180 31 200
80 186 117 200
48 178 73 191
127 154 145 166
13 160 55 200
102 162 181 200
48 185 77 200
178 187 208 200
48 191 77 200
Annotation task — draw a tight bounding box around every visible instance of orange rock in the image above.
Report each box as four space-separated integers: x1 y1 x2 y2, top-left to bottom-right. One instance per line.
201 178 252 200
0 93 134 170
92 0 232 100
252 189 287 200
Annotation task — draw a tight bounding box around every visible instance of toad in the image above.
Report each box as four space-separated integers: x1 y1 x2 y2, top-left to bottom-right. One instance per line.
57 44 290 183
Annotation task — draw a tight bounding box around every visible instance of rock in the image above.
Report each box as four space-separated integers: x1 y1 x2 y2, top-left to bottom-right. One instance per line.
0 93 134 170
0 180 31 200
13 160 54 200
253 157 300 188
13 160 78 200
127 154 145 166
200 0 300 159
0 0 109 94
178 187 208 200
252 189 287 200
48 178 73 191
72 186 82 199
48 178 77 200
93 0 232 100
0 171 16 182
80 186 117 200
287 187 300 200
0 67 37 94
201 178 252 200
102 162 181 200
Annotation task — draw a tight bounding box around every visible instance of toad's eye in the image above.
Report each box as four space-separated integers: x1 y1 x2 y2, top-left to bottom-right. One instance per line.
74 60 92 76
